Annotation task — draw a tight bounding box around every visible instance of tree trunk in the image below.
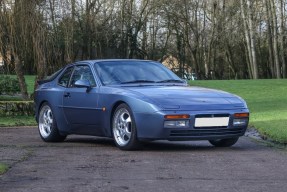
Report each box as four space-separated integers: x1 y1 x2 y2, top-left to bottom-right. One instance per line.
14 54 29 100
247 0 258 79
270 0 281 78
265 0 275 77
226 44 237 79
7 0 29 99
240 0 253 79
240 0 259 79
280 0 286 78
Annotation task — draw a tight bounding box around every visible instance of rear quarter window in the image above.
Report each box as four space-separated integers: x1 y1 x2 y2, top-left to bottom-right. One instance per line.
58 67 74 87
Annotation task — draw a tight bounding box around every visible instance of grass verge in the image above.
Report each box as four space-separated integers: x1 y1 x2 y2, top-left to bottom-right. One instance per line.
0 163 9 175
0 116 36 127
24 75 36 95
0 95 24 101
190 79 287 143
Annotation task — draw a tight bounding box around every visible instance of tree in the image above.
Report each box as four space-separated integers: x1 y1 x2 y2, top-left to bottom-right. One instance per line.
2 0 287 82
240 0 259 79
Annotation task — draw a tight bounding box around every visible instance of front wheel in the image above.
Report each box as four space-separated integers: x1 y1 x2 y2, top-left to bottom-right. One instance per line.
38 102 66 142
208 138 239 147
112 104 141 150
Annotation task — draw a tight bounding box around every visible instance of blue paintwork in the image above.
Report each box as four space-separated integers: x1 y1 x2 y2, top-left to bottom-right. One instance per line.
34 59 249 141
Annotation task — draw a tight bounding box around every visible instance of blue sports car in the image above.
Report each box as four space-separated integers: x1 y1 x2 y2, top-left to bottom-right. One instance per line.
35 59 249 150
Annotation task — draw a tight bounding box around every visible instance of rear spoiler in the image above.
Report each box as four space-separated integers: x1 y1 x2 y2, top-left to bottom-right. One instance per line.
37 79 51 85
37 68 64 85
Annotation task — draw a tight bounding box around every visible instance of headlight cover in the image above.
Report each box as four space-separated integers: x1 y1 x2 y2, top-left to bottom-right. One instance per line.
233 113 249 127
233 118 248 126
164 120 189 128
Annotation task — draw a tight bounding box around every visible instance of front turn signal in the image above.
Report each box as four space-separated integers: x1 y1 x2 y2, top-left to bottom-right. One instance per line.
164 114 190 119
234 113 249 118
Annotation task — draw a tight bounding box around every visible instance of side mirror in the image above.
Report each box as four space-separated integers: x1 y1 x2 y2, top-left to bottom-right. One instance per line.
181 79 188 85
74 79 92 92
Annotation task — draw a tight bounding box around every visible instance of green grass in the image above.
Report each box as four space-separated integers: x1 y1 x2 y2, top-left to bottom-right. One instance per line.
0 116 36 127
0 163 9 175
24 75 36 95
190 79 287 143
0 95 24 101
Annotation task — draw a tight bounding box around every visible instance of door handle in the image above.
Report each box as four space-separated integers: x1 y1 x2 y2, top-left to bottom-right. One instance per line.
64 92 71 98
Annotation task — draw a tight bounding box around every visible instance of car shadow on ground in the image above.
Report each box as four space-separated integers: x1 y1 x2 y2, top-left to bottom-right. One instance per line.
141 141 246 152
64 136 115 146
63 136 246 152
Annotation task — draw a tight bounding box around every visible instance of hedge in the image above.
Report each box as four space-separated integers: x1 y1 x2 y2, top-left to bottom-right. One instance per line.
0 101 34 116
0 76 20 95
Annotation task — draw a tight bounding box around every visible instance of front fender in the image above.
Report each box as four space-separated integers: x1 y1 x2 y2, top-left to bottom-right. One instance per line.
97 87 162 137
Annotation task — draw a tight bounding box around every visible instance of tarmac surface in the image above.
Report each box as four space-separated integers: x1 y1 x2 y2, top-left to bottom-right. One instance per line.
0 127 287 192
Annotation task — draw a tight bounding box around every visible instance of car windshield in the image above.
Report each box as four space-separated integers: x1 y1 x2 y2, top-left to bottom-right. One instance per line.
94 60 183 85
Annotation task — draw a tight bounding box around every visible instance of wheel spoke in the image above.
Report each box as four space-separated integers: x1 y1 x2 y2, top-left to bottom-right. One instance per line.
47 110 53 123
47 116 53 124
43 112 48 123
125 116 131 124
120 113 126 123
124 131 131 140
45 125 51 134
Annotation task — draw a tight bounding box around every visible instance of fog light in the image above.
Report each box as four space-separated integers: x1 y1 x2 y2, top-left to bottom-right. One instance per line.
233 118 248 126
176 121 187 127
164 120 189 128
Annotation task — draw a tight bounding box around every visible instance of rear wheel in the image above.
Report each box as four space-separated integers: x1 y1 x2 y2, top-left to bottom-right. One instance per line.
38 102 66 142
208 138 239 147
112 104 141 150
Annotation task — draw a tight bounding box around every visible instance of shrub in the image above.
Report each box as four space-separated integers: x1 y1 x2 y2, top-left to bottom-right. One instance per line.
0 76 20 95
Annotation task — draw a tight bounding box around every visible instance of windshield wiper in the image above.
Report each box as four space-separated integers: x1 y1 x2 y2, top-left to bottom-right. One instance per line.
156 79 184 83
121 80 156 84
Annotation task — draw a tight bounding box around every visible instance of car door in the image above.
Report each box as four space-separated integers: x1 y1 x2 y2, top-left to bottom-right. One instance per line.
62 65 102 134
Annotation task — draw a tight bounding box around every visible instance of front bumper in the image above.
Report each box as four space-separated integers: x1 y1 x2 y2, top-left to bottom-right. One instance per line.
134 109 249 141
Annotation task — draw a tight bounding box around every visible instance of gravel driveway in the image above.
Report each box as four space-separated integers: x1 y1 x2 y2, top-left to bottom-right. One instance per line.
1 127 287 192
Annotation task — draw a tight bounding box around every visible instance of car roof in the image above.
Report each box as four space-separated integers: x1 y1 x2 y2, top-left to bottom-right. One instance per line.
61 59 159 70
74 59 157 65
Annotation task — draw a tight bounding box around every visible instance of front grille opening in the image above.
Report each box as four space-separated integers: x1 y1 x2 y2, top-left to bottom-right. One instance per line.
170 127 245 137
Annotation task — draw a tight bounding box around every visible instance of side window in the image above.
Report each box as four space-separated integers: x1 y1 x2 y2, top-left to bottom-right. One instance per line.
69 65 96 88
58 67 74 87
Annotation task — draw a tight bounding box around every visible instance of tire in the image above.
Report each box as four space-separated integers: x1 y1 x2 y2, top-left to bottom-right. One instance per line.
112 103 141 150
208 137 239 147
38 102 66 142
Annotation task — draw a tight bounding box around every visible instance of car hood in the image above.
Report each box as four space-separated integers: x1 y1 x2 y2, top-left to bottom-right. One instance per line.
124 86 247 111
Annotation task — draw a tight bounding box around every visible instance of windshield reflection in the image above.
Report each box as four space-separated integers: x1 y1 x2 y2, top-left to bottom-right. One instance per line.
94 61 182 85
